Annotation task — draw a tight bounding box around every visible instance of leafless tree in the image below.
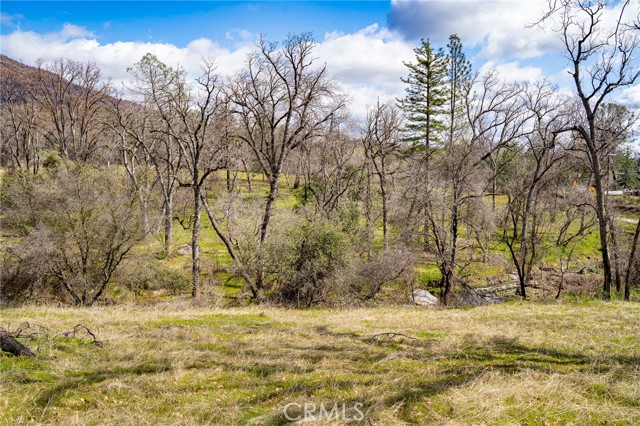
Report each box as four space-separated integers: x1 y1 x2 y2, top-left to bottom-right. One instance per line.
2 166 147 306
535 0 640 298
225 34 346 297
361 101 404 250
129 54 225 299
30 58 111 162
500 82 572 298
0 73 42 173
422 71 531 304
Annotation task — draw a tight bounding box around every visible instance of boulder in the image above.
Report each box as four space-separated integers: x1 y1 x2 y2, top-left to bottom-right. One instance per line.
412 289 439 306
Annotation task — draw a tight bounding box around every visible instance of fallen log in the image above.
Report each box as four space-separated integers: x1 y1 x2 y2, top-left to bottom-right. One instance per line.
0 329 35 357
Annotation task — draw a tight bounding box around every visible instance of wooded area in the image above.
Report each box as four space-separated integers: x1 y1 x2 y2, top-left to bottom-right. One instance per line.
1 1 639 307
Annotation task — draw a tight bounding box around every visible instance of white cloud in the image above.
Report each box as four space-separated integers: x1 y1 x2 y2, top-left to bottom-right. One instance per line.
57 23 95 41
315 24 414 116
617 85 640 108
479 61 544 82
387 0 562 59
0 26 253 89
0 12 23 28
0 22 417 117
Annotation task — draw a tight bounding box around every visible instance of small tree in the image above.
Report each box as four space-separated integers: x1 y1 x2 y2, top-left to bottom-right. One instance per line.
361 101 404 250
266 219 348 307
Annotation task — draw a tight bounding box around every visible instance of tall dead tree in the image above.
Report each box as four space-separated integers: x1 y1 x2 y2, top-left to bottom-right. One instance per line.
361 101 404 250
536 0 640 299
226 34 345 298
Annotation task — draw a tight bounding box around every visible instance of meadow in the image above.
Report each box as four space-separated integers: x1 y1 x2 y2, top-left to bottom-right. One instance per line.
2 301 639 425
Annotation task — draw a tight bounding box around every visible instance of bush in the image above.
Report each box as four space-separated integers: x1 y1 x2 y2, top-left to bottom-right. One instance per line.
336 246 416 304
264 219 349 307
1 166 148 305
112 256 191 301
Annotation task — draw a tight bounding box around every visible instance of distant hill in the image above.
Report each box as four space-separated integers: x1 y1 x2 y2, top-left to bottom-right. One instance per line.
0 54 39 102
0 54 129 108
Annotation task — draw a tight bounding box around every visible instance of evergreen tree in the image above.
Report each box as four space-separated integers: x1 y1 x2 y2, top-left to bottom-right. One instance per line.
397 39 448 161
445 34 472 144
616 147 640 189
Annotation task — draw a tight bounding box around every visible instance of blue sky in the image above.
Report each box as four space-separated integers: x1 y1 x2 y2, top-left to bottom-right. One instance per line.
1 1 638 115
1 2 391 47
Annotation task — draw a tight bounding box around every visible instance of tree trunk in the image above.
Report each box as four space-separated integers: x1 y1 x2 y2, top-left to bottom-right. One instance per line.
241 159 253 192
609 218 622 293
200 192 262 300
260 176 279 244
163 194 173 255
191 185 201 299
624 218 640 301
591 152 613 299
0 330 35 357
380 175 388 250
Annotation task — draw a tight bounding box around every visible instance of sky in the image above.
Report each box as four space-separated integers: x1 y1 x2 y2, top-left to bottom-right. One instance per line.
1 0 638 116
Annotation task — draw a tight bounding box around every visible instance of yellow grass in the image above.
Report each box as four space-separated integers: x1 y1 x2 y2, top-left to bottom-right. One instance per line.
1 301 639 425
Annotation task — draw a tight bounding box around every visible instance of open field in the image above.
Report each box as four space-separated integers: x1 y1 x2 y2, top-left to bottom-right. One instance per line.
1 301 639 425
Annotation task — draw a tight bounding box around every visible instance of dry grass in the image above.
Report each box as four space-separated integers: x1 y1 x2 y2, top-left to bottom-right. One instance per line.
1 301 639 425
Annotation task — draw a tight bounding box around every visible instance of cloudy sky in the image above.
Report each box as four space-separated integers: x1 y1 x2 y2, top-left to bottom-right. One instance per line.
1 0 638 116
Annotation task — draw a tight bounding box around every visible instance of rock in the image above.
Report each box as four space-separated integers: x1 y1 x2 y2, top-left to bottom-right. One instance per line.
177 244 192 256
412 289 439 306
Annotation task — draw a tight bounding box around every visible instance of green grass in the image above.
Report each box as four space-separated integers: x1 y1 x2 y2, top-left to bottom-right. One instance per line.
1 302 639 425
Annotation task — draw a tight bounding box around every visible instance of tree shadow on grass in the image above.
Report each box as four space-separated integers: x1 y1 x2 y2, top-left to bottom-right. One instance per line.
35 362 174 407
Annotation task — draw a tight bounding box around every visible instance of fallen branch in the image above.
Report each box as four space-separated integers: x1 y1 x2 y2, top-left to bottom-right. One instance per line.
365 332 418 342
0 329 35 357
59 324 103 347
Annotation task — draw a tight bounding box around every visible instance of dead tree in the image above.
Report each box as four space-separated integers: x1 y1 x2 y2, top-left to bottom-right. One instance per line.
535 0 640 299
226 34 345 298
361 101 403 250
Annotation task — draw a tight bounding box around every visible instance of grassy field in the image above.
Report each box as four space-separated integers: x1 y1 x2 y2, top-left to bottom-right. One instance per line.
1 301 639 425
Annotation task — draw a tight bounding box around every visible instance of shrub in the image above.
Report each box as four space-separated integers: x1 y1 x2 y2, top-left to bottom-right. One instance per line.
265 219 349 307
1 166 148 305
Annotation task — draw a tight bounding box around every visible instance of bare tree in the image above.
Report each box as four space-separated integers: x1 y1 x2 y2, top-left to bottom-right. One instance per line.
30 58 111 162
500 82 571 298
423 71 530 304
536 0 640 299
300 120 362 219
2 166 147 306
361 101 404 250
111 58 188 255
226 34 345 297
130 54 225 299
0 72 42 173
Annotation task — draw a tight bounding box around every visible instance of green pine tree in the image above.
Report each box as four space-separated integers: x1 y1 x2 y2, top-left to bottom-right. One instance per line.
445 34 472 145
397 39 448 162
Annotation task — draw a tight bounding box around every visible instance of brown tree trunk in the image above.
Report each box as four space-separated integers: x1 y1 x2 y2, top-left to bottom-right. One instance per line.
0 330 35 357
164 194 173 255
191 185 201 299
591 153 613 299
624 218 640 301
609 218 622 293
380 175 388 250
